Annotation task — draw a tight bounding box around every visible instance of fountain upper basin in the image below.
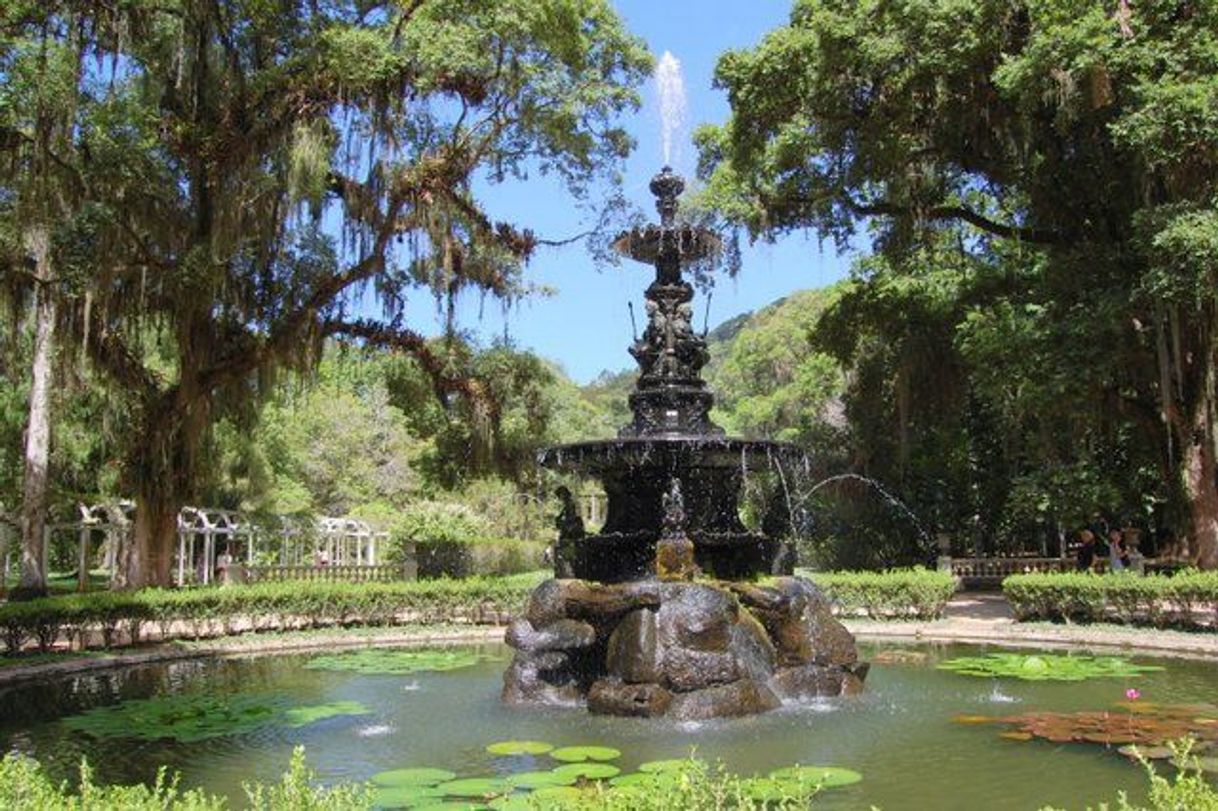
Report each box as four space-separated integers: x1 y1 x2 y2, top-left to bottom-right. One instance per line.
537 435 808 477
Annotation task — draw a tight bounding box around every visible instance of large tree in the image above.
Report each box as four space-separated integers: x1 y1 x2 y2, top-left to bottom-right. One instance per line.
1 0 649 587
0 11 90 596
699 0 1218 566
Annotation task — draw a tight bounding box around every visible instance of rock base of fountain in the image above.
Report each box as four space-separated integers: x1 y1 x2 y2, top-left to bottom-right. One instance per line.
502 576 868 720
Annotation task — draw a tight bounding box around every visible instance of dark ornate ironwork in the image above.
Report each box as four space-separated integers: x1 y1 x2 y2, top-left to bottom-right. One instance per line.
539 167 801 582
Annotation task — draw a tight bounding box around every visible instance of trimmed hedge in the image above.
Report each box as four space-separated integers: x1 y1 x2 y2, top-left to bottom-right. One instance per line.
803 568 957 620
1003 570 1218 627
0 568 962 657
0 573 545 655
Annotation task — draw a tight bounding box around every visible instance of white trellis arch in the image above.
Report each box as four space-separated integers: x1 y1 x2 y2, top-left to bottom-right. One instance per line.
176 507 257 586
28 502 394 589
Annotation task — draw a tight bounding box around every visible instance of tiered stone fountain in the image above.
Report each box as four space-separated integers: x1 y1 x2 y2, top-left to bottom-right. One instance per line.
502 168 868 719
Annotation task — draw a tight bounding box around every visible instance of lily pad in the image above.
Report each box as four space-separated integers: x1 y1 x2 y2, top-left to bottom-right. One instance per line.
61 693 366 742
435 778 510 798
637 758 696 773
740 777 799 802
373 768 458 788
305 649 487 676
506 771 576 789
486 740 554 756
284 700 370 727
769 765 863 788
609 772 671 787
956 703 1218 753
372 784 448 808
549 745 621 762
552 763 620 780
488 796 535 811
937 653 1163 682
529 785 585 803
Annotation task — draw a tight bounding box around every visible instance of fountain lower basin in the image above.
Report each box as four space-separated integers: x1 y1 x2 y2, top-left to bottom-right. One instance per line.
538 436 807 582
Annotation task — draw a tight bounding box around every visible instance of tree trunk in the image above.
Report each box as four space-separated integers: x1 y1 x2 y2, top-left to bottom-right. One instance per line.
15 225 55 600
126 490 178 589
1182 399 1218 569
121 384 208 590
0 519 12 598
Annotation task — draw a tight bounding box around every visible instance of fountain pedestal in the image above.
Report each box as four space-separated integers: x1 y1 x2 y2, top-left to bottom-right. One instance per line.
502 577 867 719
504 167 867 718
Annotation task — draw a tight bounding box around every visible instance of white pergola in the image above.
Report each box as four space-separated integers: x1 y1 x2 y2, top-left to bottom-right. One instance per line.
25 502 389 588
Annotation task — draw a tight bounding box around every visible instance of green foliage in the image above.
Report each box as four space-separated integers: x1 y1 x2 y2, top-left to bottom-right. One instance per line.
937 653 1163 682
0 575 544 655
1068 740 1218 811
1 0 652 586
244 748 375 811
699 0 1218 566
803 568 957 619
1003 571 1218 626
0 746 866 811
303 648 489 676
707 289 845 444
0 747 370 810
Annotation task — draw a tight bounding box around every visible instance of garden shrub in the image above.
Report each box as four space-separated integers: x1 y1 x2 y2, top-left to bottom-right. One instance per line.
801 568 957 620
381 501 492 563
1003 570 1218 627
0 574 545 656
415 536 546 578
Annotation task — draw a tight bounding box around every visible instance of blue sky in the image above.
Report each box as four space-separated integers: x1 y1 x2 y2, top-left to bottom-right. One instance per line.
409 0 856 383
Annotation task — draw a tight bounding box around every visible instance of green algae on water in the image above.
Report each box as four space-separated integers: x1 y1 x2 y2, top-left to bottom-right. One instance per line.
304 648 488 675
62 693 369 742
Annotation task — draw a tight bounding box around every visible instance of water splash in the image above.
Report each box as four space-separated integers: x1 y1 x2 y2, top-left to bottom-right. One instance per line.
986 683 1018 704
655 51 687 166
357 724 395 737
804 473 934 548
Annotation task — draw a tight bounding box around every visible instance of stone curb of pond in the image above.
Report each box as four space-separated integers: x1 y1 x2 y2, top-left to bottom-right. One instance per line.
0 626 507 687
843 620 1218 661
2 613 1216 686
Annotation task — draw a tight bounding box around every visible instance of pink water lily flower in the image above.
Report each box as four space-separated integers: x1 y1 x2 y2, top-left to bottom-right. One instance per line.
1125 688 1141 701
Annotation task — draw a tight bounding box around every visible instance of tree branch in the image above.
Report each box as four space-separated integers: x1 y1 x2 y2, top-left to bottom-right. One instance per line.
324 317 501 425
846 197 1064 245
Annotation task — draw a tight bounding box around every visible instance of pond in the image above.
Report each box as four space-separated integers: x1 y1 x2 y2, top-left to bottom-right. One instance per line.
1 640 1215 810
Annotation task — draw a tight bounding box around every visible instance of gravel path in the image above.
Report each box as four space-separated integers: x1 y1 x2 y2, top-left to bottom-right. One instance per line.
845 592 1218 660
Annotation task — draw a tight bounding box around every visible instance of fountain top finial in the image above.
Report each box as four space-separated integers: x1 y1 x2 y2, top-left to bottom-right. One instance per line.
650 166 684 227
